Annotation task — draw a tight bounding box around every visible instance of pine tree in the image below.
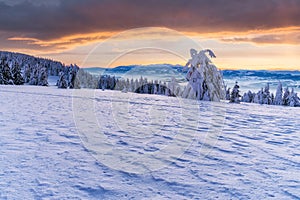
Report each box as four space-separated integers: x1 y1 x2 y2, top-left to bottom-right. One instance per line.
225 88 231 100
0 59 4 84
2 62 13 85
287 88 300 107
29 65 38 85
257 88 264 104
263 83 272 104
38 67 48 86
57 71 67 88
282 87 290 106
274 82 283 105
242 91 253 103
11 62 24 85
229 81 241 103
23 64 31 83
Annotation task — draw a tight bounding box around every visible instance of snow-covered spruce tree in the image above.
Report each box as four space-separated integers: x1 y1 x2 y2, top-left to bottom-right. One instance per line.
274 82 283 105
282 87 290 106
252 93 258 104
262 83 272 105
23 64 31 83
11 62 24 85
257 88 264 104
182 49 225 101
229 81 241 103
29 65 38 85
287 88 300 107
0 68 3 85
57 71 68 88
76 68 98 89
241 90 254 103
271 93 275 104
167 77 181 96
98 75 116 90
0 58 5 84
2 62 13 85
66 65 80 89
38 67 48 86
225 88 231 100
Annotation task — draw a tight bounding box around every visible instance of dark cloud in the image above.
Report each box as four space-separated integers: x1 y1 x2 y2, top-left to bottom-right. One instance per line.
0 0 300 41
221 32 300 45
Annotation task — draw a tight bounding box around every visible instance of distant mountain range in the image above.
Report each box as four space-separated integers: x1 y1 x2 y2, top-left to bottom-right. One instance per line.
84 64 300 93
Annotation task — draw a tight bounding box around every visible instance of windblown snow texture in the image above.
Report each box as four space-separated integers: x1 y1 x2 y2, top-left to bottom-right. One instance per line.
0 85 299 199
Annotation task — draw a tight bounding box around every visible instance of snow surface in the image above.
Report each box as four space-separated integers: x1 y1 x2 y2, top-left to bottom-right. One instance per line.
47 76 59 86
1 85 300 199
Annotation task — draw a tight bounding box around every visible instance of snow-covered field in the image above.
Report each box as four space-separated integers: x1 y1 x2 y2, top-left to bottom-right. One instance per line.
1 85 300 199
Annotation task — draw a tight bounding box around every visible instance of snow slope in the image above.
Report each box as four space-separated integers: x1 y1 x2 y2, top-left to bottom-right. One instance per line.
0 85 300 199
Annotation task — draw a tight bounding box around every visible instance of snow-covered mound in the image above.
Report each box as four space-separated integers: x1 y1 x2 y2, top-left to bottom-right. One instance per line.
0 85 299 199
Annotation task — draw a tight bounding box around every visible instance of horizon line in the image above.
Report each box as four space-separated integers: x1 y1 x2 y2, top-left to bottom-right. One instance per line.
81 64 300 71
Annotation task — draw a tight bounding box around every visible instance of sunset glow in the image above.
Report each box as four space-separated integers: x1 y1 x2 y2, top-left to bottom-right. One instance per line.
0 0 299 70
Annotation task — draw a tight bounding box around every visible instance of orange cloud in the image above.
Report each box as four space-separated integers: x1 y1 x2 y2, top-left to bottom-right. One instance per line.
8 32 114 52
184 26 300 45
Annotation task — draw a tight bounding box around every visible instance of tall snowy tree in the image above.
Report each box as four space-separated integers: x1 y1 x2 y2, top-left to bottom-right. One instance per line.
287 88 300 107
225 88 231 100
38 67 48 86
0 58 5 84
274 82 283 105
23 64 31 83
257 88 264 104
11 62 24 85
2 62 13 85
57 71 68 88
182 49 225 101
282 87 290 106
29 64 38 85
229 81 241 103
262 83 272 105
241 90 254 103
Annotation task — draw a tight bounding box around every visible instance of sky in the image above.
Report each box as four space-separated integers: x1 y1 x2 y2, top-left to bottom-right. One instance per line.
0 0 300 70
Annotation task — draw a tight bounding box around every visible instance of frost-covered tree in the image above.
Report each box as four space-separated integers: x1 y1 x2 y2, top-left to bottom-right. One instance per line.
76 68 98 89
271 93 275 104
253 93 259 104
29 65 38 85
225 88 231 100
257 88 264 104
229 81 241 103
274 82 283 105
11 62 24 85
282 87 290 106
262 83 272 105
38 67 48 86
23 64 31 83
0 58 5 84
182 49 225 101
241 90 254 103
287 88 300 107
99 75 116 90
168 77 181 96
57 71 68 88
2 62 13 85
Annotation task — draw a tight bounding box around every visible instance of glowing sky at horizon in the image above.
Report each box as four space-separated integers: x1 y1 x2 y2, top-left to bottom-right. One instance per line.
0 0 300 70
